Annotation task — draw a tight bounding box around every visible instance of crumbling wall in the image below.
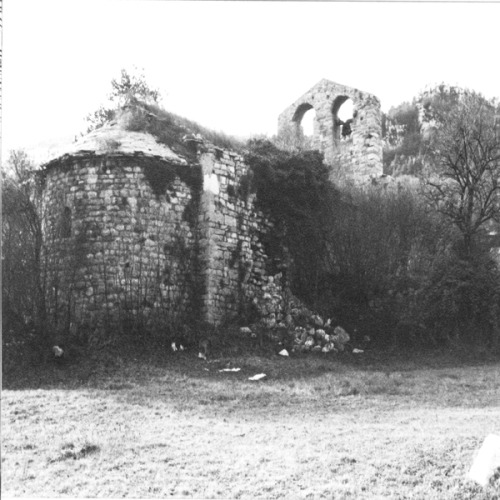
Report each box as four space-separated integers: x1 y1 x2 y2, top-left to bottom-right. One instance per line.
197 146 284 324
278 79 383 183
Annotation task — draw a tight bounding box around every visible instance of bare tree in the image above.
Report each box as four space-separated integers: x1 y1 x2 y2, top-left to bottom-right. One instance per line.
423 88 500 258
2 150 45 334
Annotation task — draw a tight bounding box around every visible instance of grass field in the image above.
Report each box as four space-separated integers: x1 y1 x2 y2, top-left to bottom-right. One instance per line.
2 349 500 499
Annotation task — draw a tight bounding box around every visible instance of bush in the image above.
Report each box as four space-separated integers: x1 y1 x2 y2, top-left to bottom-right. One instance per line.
422 252 500 347
321 186 452 346
243 140 472 348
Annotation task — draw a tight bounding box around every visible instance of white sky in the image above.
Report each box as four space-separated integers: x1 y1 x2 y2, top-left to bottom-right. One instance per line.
3 0 500 162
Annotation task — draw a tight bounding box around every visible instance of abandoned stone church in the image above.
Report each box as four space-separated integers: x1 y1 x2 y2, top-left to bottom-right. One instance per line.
41 80 383 332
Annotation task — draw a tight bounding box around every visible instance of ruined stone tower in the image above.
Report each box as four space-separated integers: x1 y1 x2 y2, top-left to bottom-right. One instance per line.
278 79 383 183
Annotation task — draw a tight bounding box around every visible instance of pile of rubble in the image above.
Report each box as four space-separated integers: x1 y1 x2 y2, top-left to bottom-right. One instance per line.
251 274 287 329
247 276 354 354
291 323 350 353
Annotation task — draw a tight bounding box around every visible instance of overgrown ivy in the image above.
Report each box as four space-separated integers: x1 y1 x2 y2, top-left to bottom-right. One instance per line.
244 140 335 219
243 139 341 304
139 157 202 199
141 160 178 197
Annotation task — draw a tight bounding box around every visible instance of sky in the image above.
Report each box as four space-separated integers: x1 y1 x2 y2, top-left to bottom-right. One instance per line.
3 0 500 163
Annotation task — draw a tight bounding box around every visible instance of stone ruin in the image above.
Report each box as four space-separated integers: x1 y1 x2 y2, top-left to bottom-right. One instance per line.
40 80 383 338
41 117 287 334
278 79 383 183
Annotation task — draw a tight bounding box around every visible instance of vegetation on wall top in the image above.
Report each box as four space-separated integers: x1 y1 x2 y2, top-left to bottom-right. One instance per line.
126 103 244 155
86 69 244 156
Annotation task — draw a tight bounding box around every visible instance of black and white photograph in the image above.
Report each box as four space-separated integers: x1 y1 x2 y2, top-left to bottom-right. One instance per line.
2 0 500 498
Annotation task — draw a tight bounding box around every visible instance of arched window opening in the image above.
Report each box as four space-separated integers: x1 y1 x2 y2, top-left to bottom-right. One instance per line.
291 103 316 149
60 207 72 238
332 96 355 141
301 107 316 137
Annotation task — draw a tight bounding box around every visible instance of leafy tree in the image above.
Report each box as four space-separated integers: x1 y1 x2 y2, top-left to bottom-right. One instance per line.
422 87 500 258
86 68 161 132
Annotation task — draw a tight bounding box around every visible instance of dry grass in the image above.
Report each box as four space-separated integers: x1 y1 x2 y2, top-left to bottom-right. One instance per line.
2 350 500 499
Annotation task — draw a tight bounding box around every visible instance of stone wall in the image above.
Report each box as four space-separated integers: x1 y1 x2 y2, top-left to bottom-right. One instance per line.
197 147 281 324
42 153 200 331
278 79 383 184
41 137 285 333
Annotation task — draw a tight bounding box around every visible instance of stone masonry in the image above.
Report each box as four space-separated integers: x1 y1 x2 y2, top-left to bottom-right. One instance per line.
41 122 283 332
278 79 383 183
41 80 385 336
197 145 280 324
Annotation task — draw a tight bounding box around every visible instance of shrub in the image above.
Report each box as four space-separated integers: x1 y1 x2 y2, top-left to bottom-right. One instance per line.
142 103 243 152
243 140 466 348
321 186 453 345
86 68 244 153
422 251 500 347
